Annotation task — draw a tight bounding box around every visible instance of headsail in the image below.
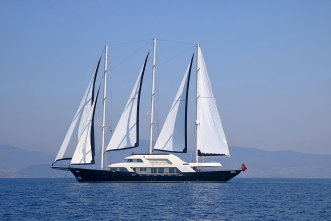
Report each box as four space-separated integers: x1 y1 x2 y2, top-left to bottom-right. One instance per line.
71 87 100 165
53 57 101 165
106 53 149 151
154 55 194 153
78 58 101 140
196 46 229 156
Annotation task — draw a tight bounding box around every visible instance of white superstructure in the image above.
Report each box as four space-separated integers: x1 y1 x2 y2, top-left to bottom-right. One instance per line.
107 154 222 174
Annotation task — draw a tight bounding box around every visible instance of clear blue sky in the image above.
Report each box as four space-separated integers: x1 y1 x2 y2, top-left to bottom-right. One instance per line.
0 0 330 155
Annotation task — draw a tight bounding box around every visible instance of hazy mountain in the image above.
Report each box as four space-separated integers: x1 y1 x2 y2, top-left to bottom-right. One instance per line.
0 169 25 178
0 145 53 170
221 146 331 178
0 144 330 178
18 164 55 178
0 145 54 178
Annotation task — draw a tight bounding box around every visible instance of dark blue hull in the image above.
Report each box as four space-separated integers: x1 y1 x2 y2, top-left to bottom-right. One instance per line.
68 168 241 182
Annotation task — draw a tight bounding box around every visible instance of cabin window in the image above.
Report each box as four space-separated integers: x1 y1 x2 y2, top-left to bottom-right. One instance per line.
139 168 147 172
126 159 143 163
110 167 128 172
158 168 164 173
151 168 157 173
147 159 171 165
169 168 180 173
169 168 175 173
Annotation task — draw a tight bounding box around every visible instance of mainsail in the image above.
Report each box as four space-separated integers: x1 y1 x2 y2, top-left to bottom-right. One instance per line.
106 53 149 151
154 55 194 153
196 46 230 156
53 57 101 165
71 88 100 164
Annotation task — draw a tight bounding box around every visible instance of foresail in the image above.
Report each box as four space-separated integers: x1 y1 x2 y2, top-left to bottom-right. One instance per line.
53 57 101 164
78 57 100 139
54 103 82 163
106 53 149 151
71 88 100 165
196 47 229 156
154 55 194 153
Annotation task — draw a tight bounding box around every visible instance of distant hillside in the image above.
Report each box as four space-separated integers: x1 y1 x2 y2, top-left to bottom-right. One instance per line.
0 144 330 178
0 145 54 178
221 146 331 178
0 145 53 170
0 169 26 178
18 164 55 178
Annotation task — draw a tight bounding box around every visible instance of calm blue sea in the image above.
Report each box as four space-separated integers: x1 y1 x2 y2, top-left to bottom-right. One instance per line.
0 178 330 220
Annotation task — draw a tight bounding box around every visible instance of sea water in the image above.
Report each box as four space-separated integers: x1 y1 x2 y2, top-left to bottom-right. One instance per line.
0 178 330 220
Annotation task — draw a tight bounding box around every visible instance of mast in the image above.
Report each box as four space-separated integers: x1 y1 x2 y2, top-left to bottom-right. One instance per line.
195 44 200 163
149 38 157 154
101 44 108 169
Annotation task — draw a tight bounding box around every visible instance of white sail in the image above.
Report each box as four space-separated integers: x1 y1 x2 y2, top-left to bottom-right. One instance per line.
154 56 193 152
106 54 148 151
53 58 100 164
71 89 99 164
196 47 229 156
54 100 84 163
78 84 93 140
54 76 95 163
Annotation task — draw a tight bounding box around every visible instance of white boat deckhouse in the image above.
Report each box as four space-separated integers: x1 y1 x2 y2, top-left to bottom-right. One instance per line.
52 39 242 182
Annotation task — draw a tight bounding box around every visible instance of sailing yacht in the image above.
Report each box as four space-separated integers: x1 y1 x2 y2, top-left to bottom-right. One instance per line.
52 40 242 182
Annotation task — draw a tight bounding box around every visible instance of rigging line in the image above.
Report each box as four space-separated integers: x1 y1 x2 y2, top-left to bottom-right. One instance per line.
190 146 195 163
64 169 69 178
101 46 106 57
155 81 160 138
108 57 113 135
108 42 150 73
157 46 195 67
108 39 150 47
158 38 196 45
154 41 160 141
191 120 197 163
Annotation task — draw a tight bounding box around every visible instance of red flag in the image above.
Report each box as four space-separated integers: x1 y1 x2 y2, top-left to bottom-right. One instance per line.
241 163 247 171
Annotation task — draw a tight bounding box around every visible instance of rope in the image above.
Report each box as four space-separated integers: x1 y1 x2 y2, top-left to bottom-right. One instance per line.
64 169 69 178
158 38 196 45
109 39 150 47
155 48 160 140
108 41 150 73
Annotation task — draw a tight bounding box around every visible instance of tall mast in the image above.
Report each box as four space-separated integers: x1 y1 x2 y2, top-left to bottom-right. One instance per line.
101 44 108 169
149 38 157 154
195 44 200 163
